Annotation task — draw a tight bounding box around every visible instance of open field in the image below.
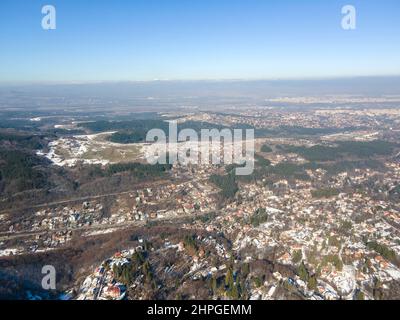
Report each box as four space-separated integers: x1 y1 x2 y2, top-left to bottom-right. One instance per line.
39 132 144 167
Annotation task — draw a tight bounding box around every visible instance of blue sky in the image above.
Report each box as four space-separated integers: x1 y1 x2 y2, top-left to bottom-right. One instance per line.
0 0 399 82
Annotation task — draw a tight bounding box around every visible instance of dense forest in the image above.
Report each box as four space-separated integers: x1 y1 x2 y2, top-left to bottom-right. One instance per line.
108 130 147 144
0 149 49 194
78 119 170 134
281 140 397 162
0 132 46 150
210 172 239 199
106 162 172 177
260 144 273 153
80 119 253 144
0 132 51 194
237 155 385 184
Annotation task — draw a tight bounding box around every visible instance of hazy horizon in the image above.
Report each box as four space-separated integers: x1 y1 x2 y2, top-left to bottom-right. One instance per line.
1 76 400 100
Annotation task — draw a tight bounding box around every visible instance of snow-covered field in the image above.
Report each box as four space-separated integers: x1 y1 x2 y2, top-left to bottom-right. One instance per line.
38 132 143 167
40 132 254 168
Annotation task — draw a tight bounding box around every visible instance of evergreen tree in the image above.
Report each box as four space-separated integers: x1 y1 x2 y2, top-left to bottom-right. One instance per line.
292 250 302 264
297 261 309 282
225 268 234 289
307 275 317 291
230 283 240 299
355 290 365 300
211 276 218 294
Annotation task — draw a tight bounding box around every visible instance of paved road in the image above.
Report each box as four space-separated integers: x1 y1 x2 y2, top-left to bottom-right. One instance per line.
0 210 216 242
0 178 195 233
0 179 176 216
